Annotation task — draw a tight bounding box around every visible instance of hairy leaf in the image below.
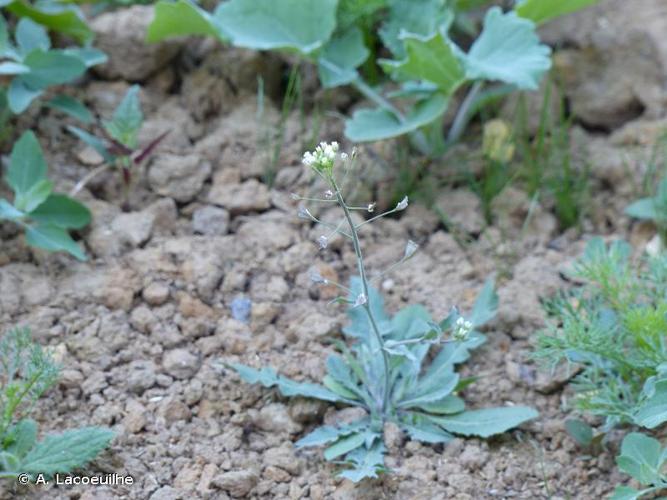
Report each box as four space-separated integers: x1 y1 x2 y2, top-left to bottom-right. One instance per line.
429 406 538 437
296 420 368 448
323 431 369 460
338 441 385 482
5 419 38 459
469 278 498 328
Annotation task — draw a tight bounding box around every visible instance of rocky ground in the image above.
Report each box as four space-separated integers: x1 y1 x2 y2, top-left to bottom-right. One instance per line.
2 1 667 499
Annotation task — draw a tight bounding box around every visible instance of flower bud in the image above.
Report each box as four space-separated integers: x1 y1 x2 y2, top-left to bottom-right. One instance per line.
404 240 419 259
317 235 328 249
396 196 408 211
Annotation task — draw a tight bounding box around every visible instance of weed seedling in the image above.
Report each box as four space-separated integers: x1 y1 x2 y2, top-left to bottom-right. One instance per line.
0 327 114 481
612 432 667 500
229 142 537 481
0 130 91 260
626 176 667 245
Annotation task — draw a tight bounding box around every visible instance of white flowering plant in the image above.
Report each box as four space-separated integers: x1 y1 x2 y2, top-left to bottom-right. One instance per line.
229 142 537 481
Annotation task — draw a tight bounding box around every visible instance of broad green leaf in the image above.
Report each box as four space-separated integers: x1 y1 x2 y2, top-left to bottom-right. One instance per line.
323 432 367 460
295 420 368 448
325 355 365 400
469 278 498 328
7 78 42 113
229 364 345 403
323 375 359 400
214 0 337 54
318 27 369 88
67 125 114 163
338 441 385 482
6 1 93 44
379 0 454 58
0 14 8 55
380 31 465 95
633 385 667 429
15 18 50 55
25 224 87 261
104 85 143 148
5 419 38 459
146 0 223 43
46 95 93 123
0 198 24 219
345 93 448 142
399 371 459 408
625 198 665 221
412 394 465 415
29 194 91 229
564 419 593 447
20 427 114 476
337 0 387 29
7 130 47 197
610 486 649 500
463 7 551 90
15 178 52 213
401 417 454 443
62 47 108 68
20 50 87 89
515 0 599 26
0 62 29 75
616 432 663 485
429 406 538 437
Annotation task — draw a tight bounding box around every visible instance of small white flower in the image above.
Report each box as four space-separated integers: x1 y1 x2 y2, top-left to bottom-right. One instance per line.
317 235 328 249
324 189 334 199
341 152 349 161
404 240 419 259
452 317 473 342
354 293 367 307
367 202 376 213
396 196 409 211
302 151 316 167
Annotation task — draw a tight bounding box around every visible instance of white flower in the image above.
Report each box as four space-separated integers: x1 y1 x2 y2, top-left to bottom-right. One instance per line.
324 189 334 199
452 317 473 342
404 240 419 259
396 196 409 211
317 235 328 249
367 202 376 213
298 206 313 220
302 151 316 167
354 293 367 307
341 152 349 161
302 142 344 174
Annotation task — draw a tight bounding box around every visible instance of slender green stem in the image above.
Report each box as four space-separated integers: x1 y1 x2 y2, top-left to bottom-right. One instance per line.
331 176 391 416
448 81 483 144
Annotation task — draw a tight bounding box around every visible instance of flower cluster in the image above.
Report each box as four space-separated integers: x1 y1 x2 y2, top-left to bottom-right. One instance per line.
302 141 339 174
452 317 473 342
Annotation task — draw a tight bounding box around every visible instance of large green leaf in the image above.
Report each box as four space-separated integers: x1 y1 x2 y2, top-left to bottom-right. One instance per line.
7 130 47 197
381 32 465 95
25 224 87 261
610 486 652 500
399 371 459 409
318 27 369 88
428 406 538 437
6 1 93 44
463 7 551 90
379 0 453 58
15 18 50 56
7 78 42 113
295 420 368 448
20 427 114 476
323 431 368 460
15 178 52 213
146 0 223 43
412 394 465 415
615 432 663 486
625 198 666 222
515 0 599 26
345 93 448 142
29 194 91 229
634 383 667 429
20 50 87 89
213 0 338 54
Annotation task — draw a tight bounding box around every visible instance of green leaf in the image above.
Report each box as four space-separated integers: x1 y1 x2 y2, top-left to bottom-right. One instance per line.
469 278 498 328
46 95 93 123
337 0 387 30
616 432 663 485
6 1 93 44
412 394 465 415
429 406 538 437
0 62 29 75
610 486 648 500
515 0 599 26
323 432 367 460
379 0 454 58
20 50 87 89
62 47 108 68
400 416 455 443
15 18 50 55
0 14 9 55
634 384 667 429
399 371 459 409
15 178 52 213
20 427 114 476
338 441 386 482
0 198 24 220
29 194 91 229
325 354 365 401
625 198 664 221
214 0 337 54
146 0 223 43
564 419 593 447
7 78 42 113
5 419 38 459
345 93 448 142
345 277 392 340
318 27 369 88
25 224 87 261
229 364 345 403
380 31 465 95
103 85 143 148
295 420 368 448
67 126 114 163
7 130 47 197
463 7 551 90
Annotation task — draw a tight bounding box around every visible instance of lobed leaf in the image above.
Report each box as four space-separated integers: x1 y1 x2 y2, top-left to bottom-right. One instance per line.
338 441 386 482
616 432 664 486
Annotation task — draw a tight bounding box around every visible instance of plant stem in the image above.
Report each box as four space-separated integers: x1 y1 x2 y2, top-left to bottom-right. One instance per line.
448 81 483 144
331 176 391 416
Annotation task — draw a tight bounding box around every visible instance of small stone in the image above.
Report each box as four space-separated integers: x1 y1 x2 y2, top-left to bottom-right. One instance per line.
148 154 211 203
253 403 302 434
59 369 84 389
124 399 147 433
163 348 201 379
77 146 104 166
125 360 157 394
149 486 181 500
174 465 200 490
212 470 258 498
435 189 485 234
161 398 192 423
130 305 157 334
197 464 218 495
193 206 230 235
288 398 327 424
208 178 271 215
143 282 170 306
264 466 291 483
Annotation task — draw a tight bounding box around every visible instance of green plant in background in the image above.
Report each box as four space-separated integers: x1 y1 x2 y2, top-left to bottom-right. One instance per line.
0 130 91 260
626 177 667 244
146 0 597 155
68 84 169 198
611 432 667 500
536 238 667 431
229 142 537 481
0 327 114 481
0 15 105 116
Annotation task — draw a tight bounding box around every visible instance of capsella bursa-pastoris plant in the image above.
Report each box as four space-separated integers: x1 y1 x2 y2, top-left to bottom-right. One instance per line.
229 142 538 481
